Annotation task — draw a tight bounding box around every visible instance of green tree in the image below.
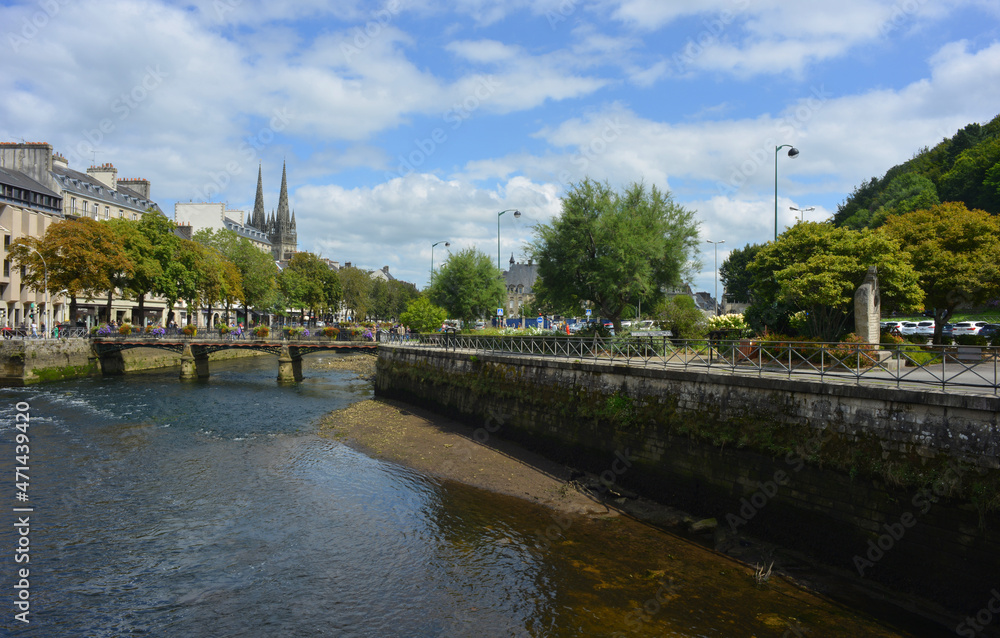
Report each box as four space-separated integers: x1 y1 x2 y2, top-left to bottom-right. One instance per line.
867 173 940 227
938 137 1000 214
529 179 700 332
747 222 923 341
339 266 374 322
426 247 506 325
11 218 129 323
386 279 419 319
104 218 154 323
655 295 707 339
136 212 181 324
881 202 1000 342
399 296 448 334
719 243 764 305
278 252 338 323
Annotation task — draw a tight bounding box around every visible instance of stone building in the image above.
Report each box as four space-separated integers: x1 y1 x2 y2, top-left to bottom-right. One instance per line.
0 142 161 221
502 255 539 319
0 141 165 328
248 162 297 262
0 163 64 328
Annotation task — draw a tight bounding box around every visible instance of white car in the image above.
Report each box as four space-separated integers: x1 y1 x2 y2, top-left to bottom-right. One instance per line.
898 321 918 336
952 321 989 337
915 321 935 337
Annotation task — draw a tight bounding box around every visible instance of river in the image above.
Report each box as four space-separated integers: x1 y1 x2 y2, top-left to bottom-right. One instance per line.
0 356 945 636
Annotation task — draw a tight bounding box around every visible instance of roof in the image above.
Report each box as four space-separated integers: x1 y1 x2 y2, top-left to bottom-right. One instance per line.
223 218 272 245
504 261 538 293
51 165 162 214
0 165 63 215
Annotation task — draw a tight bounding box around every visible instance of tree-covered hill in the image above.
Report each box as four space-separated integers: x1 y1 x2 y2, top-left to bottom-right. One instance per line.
835 113 1000 228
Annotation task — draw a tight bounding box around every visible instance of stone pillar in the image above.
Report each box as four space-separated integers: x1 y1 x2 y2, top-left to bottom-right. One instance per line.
97 350 126 376
179 343 197 380
854 266 880 344
277 345 302 383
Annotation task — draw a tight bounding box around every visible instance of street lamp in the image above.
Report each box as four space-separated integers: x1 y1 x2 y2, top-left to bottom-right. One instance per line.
430 240 450 280
705 239 725 315
28 246 49 338
497 209 521 271
789 206 815 223
774 145 799 240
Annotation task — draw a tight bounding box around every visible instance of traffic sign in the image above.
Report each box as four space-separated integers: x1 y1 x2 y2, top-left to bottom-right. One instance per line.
497 308 503 316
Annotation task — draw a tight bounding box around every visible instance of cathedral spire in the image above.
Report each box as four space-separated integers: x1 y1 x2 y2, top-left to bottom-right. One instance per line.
277 160 290 226
251 163 265 229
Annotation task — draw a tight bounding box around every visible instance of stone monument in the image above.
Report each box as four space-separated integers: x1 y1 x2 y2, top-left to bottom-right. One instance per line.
854 266 880 344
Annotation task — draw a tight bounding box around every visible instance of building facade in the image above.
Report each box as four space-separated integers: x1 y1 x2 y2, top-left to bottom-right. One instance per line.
0 163 65 328
502 255 539 319
0 141 167 328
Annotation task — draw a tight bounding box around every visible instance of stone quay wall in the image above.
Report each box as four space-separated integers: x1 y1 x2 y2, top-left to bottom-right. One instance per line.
376 346 1000 616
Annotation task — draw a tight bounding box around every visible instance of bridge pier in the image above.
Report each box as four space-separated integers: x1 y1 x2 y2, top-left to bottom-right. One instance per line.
179 344 210 380
277 345 302 383
97 350 126 376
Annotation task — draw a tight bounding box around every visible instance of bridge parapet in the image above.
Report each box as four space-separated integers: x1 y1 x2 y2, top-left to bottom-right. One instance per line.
90 335 377 381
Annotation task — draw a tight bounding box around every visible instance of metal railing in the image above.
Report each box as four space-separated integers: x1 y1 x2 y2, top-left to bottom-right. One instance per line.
2 327 90 339
88 330 378 344
380 334 1000 395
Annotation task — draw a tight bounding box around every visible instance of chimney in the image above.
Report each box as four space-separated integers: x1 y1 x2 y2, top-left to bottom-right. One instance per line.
382 266 389 274
87 163 117 190
0 142 56 190
119 177 150 199
345 262 352 269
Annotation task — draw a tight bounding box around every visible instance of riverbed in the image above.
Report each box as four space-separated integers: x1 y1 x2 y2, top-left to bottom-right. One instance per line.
0 355 941 636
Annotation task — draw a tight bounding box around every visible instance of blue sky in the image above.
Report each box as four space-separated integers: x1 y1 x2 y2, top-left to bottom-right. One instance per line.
3 0 1000 297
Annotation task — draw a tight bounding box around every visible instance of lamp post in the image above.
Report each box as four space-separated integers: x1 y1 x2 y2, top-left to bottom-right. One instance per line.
789 206 815 223
430 240 450 281
705 239 725 315
497 209 521 271
774 145 799 240
28 246 49 338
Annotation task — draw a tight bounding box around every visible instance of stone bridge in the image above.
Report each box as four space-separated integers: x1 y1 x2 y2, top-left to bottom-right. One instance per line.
91 336 377 382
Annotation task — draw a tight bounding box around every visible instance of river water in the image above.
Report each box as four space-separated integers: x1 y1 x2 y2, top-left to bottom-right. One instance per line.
0 356 941 637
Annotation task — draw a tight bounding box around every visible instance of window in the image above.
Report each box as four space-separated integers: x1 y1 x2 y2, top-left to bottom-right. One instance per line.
92 203 98 218
132 213 138 221
4 235 10 248
119 209 124 218
3 260 9 277
104 206 110 219
71 197 77 213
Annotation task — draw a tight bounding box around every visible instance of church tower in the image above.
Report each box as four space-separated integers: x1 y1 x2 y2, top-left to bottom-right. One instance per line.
250 164 266 231
248 162 298 261
270 161 298 261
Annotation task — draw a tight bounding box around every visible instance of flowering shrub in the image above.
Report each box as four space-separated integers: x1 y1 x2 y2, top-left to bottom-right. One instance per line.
706 313 750 332
151 326 166 336
182 324 197 337
323 326 339 338
95 324 116 336
288 326 306 337
217 324 230 334
363 329 374 341
118 323 133 336
253 325 270 338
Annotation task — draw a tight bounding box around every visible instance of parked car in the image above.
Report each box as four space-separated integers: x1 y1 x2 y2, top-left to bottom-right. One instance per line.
941 323 955 339
881 321 906 334
915 321 935 337
898 321 918 336
952 321 989 337
975 324 999 339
